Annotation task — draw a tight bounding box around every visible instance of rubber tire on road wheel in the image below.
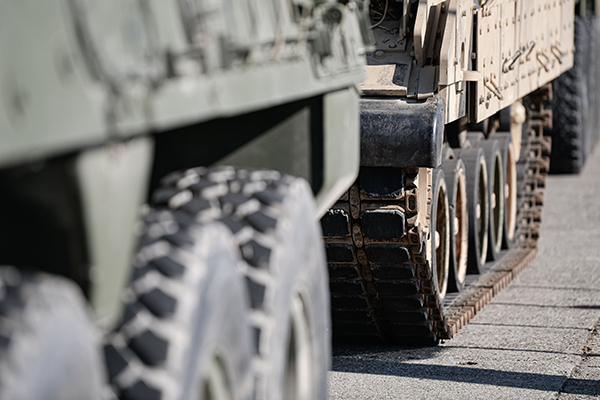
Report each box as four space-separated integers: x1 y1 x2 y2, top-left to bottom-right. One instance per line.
0 267 105 400
440 159 469 293
479 140 505 261
136 167 331 400
456 148 489 274
494 132 517 250
430 169 450 303
104 202 254 399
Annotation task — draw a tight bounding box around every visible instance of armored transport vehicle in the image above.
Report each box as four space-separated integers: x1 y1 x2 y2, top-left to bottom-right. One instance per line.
0 1 370 399
0 0 595 399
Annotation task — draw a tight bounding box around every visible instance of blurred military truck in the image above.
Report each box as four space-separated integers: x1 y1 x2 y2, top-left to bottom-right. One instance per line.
549 0 600 173
0 0 596 399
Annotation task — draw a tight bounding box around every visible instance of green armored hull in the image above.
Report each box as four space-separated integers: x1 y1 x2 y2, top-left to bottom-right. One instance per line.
0 1 370 399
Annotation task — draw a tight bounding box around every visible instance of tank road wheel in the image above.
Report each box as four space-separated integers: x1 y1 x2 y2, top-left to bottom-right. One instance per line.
131 167 330 400
494 133 518 249
479 140 505 261
440 159 469 292
104 210 254 400
0 267 104 400
457 148 489 274
430 170 451 302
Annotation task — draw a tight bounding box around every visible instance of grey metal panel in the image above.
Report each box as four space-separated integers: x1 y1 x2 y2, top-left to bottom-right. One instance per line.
0 1 106 169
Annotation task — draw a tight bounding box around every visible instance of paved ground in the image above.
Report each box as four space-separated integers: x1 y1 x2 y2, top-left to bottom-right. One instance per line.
329 145 600 399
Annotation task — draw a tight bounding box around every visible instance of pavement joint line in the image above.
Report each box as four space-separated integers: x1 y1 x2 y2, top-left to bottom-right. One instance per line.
556 318 600 398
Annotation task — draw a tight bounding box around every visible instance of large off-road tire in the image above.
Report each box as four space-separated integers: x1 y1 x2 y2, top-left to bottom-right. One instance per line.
440 159 469 293
583 15 600 153
550 16 589 174
456 148 489 274
430 169 450 302
0 267 105 400
104 212 254 400
109 167 331 400
217 170 331 400
213 169 330 400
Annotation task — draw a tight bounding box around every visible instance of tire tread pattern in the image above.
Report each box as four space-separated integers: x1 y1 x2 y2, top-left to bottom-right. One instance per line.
550 16 596 174
105 167 294 400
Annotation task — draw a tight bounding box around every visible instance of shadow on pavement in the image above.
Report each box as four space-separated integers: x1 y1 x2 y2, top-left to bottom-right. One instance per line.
509 285 600 292
441 344 588 357
489 302 600 310
467 322 590 330
561 378 600 396
332 359 598 395
333 344 444 362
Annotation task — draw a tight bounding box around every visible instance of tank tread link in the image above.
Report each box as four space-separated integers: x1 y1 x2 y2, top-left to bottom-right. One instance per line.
323 84 552 345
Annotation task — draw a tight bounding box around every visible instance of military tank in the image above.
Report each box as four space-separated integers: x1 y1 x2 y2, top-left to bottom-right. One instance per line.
0 0 593 399
323 0 582 345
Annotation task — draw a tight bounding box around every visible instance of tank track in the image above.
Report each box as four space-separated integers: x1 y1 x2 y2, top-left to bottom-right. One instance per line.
323 87 552 344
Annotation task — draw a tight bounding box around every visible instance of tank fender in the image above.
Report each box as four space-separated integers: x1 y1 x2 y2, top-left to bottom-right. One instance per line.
360 95 444 168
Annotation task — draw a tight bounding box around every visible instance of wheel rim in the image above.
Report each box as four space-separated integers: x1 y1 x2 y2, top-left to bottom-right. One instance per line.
455 168 469 285
477 160 489 265
283 292 313 400
491 151 505 253
435 181 450 301
202 354 232 400
505 146 517 241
